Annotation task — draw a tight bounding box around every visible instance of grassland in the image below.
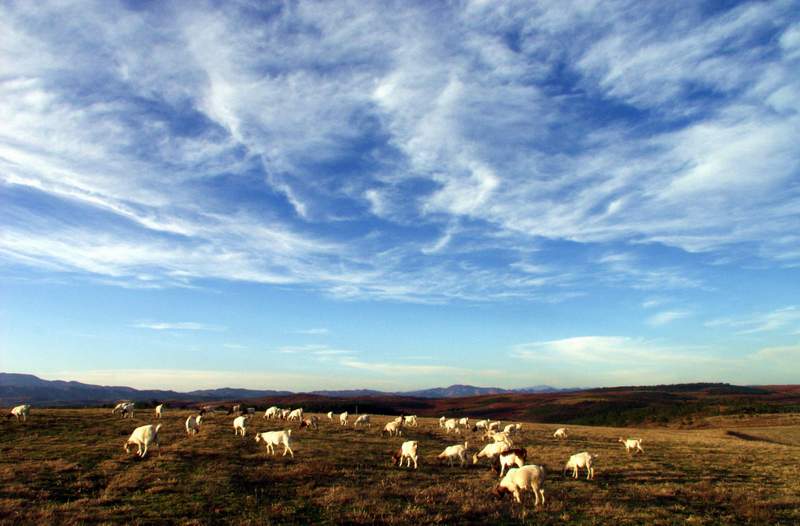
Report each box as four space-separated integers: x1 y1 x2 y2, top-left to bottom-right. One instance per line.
1 409 799 525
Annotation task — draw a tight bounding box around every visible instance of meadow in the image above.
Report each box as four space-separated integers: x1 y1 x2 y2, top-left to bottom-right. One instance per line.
1 409 798 525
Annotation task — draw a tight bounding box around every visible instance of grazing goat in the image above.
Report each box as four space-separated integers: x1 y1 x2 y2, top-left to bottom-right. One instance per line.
403 415 418 427
488 421 501 432
458 417 469 428
233 415 249 437
493 448 528 478
504 423 522 434
474 419 490 431
7 404 30 422
264 406 279 419
326 411 334 421
553 427 568 439
382 420 403 437
339 412 349 426
391 440 418 469
287 408 303 422
444 418 460 434
185 414 203 436
154 404 164 419
485 430 513 446
229 404 241 415
619 438 644 454
255 430 294 457
564 451 595 480
124 424 162 458
353 414 371 428
112 401 134 419
279 408 290 420
439 416 446 428
492 465 546 507
300 416 319 430
438 441 469 466
473 441 510 465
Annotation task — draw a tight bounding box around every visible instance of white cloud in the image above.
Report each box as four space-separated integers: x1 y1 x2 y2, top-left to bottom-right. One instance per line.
295 328 330 335
133 321 224 331
646 310 690 327
706 306 800 335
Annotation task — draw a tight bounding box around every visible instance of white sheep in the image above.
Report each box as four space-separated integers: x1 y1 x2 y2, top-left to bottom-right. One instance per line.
438 441 469 466
439 416 447 428
403 415 418 427
473 441 510 465
255 429 294 457
185 414 203 436
124 424 162 458
619 437 644 454
287 408 303 422
339 412 349 426
553 427 568 439
264 406 280 419
233 415 249 437
327 411 334 421
564 451 595 480
492 465 546 507
7 404 30 422
382 421 403 437
391 440 418 469
444 418 460 434
154 404 164 419
353 414 371 428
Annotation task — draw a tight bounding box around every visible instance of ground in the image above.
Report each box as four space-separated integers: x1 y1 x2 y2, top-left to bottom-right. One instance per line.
1 409 798 525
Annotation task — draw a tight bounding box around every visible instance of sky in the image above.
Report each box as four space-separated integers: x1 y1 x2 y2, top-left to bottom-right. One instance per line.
1 0 799 392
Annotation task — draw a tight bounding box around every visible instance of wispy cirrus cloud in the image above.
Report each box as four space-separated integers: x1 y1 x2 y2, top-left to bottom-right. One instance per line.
646 310 690 327
132 321 225 331
1 0 798 307
705 306 800 335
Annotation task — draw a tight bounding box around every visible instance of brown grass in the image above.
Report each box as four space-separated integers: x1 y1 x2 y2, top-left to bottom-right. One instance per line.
1 409 799 525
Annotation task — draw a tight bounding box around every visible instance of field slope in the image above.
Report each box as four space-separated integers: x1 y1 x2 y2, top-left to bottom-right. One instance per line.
1 410 799 525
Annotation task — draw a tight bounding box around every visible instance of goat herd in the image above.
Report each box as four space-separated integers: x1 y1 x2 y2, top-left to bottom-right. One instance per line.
6 402 647 509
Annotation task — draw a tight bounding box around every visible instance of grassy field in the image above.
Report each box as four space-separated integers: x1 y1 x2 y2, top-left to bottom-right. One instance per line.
1 409 798 525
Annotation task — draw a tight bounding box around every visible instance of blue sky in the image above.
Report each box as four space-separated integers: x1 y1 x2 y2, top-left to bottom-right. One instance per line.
1 0 799 391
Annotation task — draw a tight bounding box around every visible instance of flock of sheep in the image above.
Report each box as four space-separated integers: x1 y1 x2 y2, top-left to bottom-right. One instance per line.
6 402 647 509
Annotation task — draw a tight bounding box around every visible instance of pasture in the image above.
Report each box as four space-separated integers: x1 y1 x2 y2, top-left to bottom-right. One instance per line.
1 409 799 525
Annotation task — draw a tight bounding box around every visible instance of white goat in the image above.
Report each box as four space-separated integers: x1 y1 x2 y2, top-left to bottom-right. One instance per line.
327 411 334 421
391 440 418 469
458 417 469 428
553 427 568 439
279 409 291 420
475 419 490 431
255 429 294 457
444 418 460 434
339 412 349 426
473 441 510 465
154 404 164 419
438 441 469 466
564 451 595 480
619 437 644 454
124 424 162 458
503 423 522 434
492 465 546 507
233 415 249 437
382 421 403 437
353 414 371 428
112 401 134 418
496 448 527 478
439 416 447 428
485 430 513 446
403 415 418 427
7 404 30 422
300 416 319 430
264 406 279 419
488 421 501 432
185 414 203 436
287 408 303 422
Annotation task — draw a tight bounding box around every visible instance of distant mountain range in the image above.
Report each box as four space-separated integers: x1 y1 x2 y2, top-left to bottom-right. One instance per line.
0 373 573 406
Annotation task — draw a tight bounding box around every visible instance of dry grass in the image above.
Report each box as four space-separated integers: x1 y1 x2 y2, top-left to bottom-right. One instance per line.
1 409 799 525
